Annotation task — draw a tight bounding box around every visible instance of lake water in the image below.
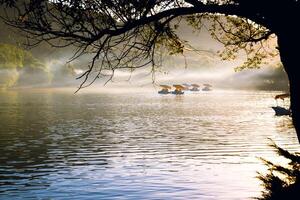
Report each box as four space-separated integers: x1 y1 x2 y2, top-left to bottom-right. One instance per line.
0 89 299 199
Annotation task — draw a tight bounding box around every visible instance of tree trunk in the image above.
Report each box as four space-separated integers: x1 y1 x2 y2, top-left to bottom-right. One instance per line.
277 32 300 143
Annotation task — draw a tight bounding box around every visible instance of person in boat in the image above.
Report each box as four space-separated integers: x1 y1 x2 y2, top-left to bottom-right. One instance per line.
158 85 171 94
172 85 184 95
190 84 200 91
271 93 291 116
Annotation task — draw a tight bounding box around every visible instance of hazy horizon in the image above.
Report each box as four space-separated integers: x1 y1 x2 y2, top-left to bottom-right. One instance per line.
0 15 289 91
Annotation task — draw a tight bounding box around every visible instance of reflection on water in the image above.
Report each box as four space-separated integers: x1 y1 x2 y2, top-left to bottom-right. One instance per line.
0 90 299 199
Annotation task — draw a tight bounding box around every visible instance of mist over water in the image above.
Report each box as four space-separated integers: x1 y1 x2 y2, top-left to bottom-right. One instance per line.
0 61 288 92
0 15 288 92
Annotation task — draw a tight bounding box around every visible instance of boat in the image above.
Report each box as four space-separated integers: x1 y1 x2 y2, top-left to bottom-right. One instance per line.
202 83 212 91
172 85 184 95
271 106 291 116
272 93 291 116
182 83 191 91
190 84 200 91
158 85 171 94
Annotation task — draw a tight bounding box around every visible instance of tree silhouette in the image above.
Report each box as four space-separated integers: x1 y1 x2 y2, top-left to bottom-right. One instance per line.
257 142 300 200
1 0 299 142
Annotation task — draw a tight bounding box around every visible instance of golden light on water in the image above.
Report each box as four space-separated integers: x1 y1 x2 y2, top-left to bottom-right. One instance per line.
1 89 299 199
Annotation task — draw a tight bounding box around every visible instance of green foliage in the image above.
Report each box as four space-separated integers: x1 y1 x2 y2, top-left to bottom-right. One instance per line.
186 14 278 71
0 43 46 71
0 43 49 88
140 22 186 56
0 69 19 89
257 142 300 200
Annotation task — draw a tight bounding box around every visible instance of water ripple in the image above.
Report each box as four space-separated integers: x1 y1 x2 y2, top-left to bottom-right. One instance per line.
0 90 299 199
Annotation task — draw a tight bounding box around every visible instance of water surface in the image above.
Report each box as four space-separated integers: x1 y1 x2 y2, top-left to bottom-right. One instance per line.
0 89 299 199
